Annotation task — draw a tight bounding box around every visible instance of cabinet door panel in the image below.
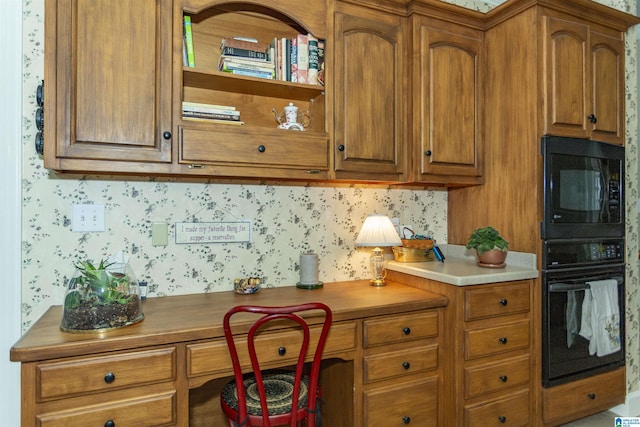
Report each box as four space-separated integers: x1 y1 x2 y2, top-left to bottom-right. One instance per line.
412 17 483 181
591 31 624 144
45 0 172 165
333 6 405 179
544 17 590 139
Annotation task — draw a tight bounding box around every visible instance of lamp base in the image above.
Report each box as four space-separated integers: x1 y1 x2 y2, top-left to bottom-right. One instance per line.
370 278 386 287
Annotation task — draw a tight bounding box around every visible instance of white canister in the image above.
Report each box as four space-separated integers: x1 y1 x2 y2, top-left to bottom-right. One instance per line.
299 252 319 285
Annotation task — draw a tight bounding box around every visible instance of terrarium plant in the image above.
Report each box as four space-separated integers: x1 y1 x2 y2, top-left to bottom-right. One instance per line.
60 258 144 332
466 226 509 267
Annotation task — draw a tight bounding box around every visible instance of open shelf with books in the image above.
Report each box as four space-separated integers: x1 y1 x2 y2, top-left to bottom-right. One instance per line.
177 2 328 178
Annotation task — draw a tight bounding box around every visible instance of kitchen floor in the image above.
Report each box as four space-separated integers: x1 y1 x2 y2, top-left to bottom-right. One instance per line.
559 411 619 426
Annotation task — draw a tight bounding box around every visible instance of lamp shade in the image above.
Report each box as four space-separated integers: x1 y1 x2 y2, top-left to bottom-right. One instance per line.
355 214 402 247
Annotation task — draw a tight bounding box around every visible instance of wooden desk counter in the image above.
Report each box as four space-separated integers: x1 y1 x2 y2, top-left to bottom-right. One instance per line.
11 280 448 426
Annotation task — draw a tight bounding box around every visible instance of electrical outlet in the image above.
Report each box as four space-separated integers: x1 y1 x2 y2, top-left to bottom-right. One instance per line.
72 204 105 232
152 222 168 246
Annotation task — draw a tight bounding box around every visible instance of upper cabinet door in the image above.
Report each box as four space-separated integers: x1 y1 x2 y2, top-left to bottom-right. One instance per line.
543 16 624 144
590 30 624 144
44 0 173 170
332 4 406 181
412 17 483 183
544 17 590 139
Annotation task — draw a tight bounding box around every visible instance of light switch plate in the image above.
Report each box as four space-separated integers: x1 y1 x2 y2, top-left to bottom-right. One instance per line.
72 204 105 232
152 222 168 246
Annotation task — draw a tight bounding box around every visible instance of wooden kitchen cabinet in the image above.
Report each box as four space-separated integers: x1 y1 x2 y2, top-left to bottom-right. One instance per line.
409 14 484 185
177 1 329 180
361 310 441 426
544 15 625 145
43 0 174 172
26 346 177 426
387 271 534 427
332 2 407 182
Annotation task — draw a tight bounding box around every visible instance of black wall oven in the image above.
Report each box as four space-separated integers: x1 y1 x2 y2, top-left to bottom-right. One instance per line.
542 136 624 240
542 239 625 388
541 135 626 389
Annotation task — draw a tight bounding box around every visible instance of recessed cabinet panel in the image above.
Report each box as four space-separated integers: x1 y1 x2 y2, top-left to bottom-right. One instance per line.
412 16 483 182
591 31 624 143
45 0 173 166
333 5 406 180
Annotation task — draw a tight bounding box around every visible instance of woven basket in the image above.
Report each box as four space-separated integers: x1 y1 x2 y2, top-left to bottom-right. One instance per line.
401 227 434 249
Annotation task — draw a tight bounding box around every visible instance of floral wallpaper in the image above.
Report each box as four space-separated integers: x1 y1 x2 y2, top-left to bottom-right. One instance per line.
20 0 640 394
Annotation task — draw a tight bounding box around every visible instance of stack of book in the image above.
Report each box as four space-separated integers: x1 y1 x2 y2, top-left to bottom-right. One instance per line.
181 101 243 125
269 33 325 86
217 37 275 80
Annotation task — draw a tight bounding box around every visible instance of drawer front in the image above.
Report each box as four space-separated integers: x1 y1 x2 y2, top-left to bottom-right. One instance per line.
364 344 438 383
37 391 176 427
464 281 530 321
364 376 438 426
188 321 356 377
37 347 176 400
464 388 529 427
363 311 438 348
464 319 529 360
464 355 530 399
181 127 329 169
543 367 625 423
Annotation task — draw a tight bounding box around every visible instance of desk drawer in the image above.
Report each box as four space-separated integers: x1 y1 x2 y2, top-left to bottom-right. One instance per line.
364 344 438 383
188 321 356 377
464 388 529 427
37 390 176 427
363 311 438 348
364 376 438 426
37 347 176 401
464 319 529 360
464 282 530 321
464 355 530 398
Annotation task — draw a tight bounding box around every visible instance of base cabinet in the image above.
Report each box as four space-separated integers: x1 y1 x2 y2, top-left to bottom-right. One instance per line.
387 271 534 427
542 367 625 426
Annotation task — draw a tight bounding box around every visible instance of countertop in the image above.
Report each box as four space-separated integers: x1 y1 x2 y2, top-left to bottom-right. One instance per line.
386 244 539 286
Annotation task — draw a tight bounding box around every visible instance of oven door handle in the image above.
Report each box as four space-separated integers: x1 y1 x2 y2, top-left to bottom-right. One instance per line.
549 283 590 292
549 276 623 292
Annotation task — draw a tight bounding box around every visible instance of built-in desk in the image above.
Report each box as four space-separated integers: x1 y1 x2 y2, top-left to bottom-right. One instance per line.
11 280 447 427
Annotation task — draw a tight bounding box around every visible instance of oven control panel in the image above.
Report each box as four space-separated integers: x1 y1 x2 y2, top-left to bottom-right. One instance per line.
544 239 624 269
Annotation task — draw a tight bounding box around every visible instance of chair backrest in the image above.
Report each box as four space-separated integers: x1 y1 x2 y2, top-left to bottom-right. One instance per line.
223 302 333 427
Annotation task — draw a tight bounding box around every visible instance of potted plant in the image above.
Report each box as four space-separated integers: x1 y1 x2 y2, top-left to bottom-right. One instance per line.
60 258 144 332
466 226 509 267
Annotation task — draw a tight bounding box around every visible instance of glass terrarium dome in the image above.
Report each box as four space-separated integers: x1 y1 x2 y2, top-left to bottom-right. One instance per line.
60 259 144 332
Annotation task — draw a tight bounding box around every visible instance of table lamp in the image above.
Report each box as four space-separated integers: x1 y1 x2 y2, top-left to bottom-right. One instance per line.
355 214 402 286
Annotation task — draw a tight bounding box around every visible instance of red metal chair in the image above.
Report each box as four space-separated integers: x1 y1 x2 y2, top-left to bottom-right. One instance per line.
220 303 332 427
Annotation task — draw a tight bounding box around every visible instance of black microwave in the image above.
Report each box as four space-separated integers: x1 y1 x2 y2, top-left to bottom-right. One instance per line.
542 136 624 239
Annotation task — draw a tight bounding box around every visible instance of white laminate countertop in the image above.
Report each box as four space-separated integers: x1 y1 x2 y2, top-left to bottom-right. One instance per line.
386 244 539 286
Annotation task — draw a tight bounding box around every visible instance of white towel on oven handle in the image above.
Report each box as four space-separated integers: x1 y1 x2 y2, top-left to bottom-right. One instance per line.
579 279 621 357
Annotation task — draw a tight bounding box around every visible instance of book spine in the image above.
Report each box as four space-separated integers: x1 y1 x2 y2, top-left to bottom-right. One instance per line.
307 34 319 85
182 117 244 125
182 105 239 116
182 101 236 111
225 68 274 79
290 37 298 83
219 57 275 70
182 110 241 121
220 37 268 52
220 46 268 61
183 16 195 67
220 62 274 74
317 39 325 86
296 34 309 84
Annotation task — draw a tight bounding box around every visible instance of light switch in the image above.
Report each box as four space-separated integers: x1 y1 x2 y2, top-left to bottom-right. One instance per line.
72 204 105 232
152 222 168 246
